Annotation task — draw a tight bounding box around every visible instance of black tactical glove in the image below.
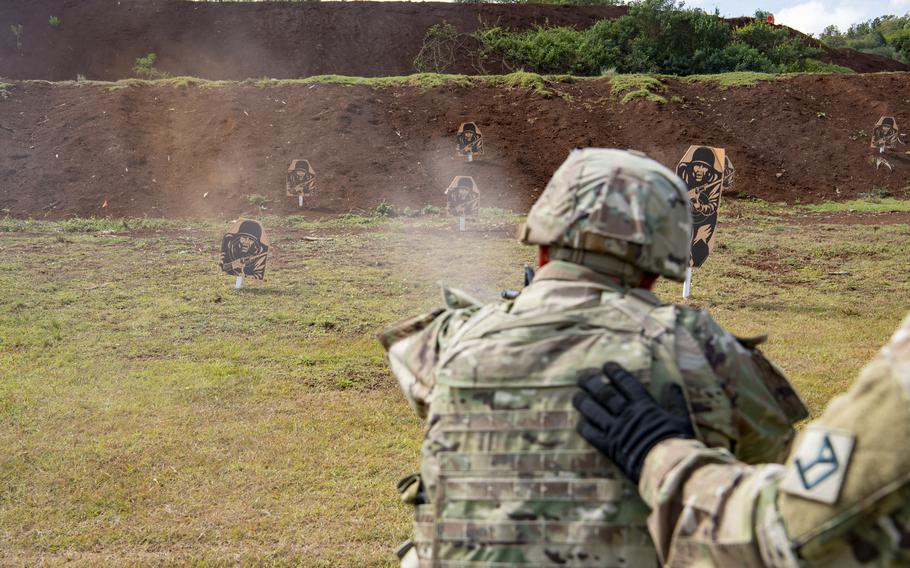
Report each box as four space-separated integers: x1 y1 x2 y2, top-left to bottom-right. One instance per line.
572 362 695 484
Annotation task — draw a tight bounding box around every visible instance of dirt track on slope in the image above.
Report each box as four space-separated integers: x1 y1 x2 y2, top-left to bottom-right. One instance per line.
1 73 908 219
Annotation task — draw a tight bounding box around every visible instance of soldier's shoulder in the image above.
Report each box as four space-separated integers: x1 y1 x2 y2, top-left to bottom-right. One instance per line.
670 305 765 351
672 304 717 332
441 286 483 310
378 308 446 351
378 285 488 351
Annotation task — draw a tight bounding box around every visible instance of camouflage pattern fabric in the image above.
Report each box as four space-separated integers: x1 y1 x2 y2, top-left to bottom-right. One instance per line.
638 314 910 567
382 260 806 567
519 149 692 282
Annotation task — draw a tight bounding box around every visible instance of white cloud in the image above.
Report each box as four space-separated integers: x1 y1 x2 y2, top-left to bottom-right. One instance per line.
776 2 871 35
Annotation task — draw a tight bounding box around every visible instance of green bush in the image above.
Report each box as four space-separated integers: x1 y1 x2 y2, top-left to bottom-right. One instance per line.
891 29 910 63
820 14 910 65
133 53 169 79
474 1 823 76
478 25 596 74
372 202 397 218
48 16 61 29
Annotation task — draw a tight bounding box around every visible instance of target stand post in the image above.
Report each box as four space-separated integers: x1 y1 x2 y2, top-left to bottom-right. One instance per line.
459 215 466 232
298 194 304 208
682 267 692 299
235 276 244 290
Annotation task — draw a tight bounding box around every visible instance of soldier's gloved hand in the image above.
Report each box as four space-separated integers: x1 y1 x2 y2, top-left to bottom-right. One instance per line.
573 362 695 484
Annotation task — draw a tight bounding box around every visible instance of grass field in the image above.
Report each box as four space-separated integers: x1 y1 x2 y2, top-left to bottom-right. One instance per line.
1 204 909 565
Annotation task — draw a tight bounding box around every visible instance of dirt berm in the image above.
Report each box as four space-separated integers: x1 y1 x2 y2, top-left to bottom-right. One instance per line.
0 0 905 81
1 74 908 219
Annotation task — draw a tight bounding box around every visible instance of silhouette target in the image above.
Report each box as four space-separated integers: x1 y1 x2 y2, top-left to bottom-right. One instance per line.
445 176 480 216
456 122 484 157
286 159 316 197
220 219 270 280
871 117 902 151
677 146 731 268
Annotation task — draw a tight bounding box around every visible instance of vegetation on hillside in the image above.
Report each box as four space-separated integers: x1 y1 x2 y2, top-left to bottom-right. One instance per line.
420 1 844 76
820 14 910 65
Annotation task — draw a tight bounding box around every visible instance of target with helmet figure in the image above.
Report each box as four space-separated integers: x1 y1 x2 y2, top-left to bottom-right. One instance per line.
287 159 316 207
456 122 484 161
445 176 480 231
220 219 270 287
871 117 903 153
676 145 733 297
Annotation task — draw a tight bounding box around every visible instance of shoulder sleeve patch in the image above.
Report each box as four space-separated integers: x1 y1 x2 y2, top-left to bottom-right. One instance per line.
780 426 855 505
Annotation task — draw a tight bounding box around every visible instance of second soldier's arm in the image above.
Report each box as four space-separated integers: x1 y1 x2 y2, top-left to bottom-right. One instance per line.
678 309 807 465
580 316 910 568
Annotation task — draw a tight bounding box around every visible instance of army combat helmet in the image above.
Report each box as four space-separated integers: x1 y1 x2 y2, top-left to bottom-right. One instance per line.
520 148 692 282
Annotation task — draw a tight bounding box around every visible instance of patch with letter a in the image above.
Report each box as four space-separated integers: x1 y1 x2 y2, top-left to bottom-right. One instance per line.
780 426 855 504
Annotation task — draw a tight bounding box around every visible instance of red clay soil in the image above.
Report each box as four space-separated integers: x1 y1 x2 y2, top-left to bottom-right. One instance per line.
0 1 906 82
1 73 908 219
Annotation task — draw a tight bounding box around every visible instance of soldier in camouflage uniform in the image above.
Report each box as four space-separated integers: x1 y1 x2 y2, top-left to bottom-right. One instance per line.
379 149 808 567
575 315 910 567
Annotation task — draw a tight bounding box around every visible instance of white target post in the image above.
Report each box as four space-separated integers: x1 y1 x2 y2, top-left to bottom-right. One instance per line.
298 194 304 208
682 267 692 299
235 275 244 289
459 215 466 232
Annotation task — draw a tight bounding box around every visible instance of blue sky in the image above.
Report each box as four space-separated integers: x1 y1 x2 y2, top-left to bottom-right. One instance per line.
686 0 910 35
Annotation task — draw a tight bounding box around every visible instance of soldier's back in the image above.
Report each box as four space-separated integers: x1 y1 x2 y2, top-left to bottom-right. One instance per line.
408 261 802 566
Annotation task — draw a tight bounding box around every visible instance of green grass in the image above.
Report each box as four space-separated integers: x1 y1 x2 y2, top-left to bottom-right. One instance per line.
9 71 860 100
1 212 908 564
0 216 190 233
800 197 910 213
0 82 11 99
255 72 557 96
608 74 667 104
682 71 777 88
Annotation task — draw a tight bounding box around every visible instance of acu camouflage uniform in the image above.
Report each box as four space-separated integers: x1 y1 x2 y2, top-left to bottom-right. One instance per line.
638 313 910 568
380 149 807 567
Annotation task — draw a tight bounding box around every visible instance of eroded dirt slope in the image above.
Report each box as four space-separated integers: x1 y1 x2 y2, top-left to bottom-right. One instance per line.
1 74 908 219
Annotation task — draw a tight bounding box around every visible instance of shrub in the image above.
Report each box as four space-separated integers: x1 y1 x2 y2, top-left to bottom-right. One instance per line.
699 43 775 73
246 194 270 216
133 53 169 79
48 16 61 29
891 29 910 63
819 14 910 65
473 2 823 76
372 202 397 218
414 23 463 73
477 25 596 75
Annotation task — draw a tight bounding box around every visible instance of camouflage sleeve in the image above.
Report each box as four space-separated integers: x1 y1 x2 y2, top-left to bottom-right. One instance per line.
678 308 807 465
640 314 910 568
638 438 795 568
379 287 482 418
